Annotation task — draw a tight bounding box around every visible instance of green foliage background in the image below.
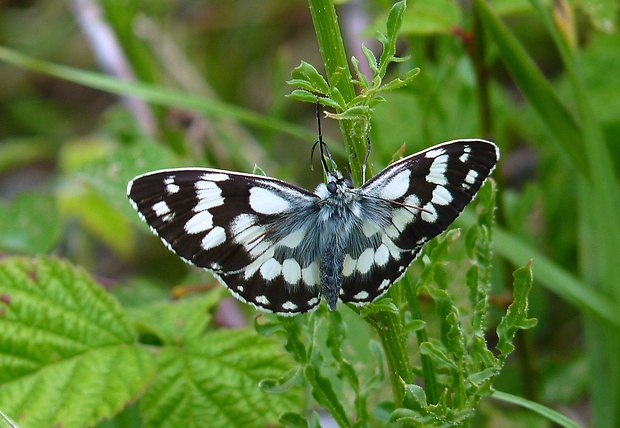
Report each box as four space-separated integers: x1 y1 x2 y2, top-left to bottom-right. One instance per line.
0 0 619 427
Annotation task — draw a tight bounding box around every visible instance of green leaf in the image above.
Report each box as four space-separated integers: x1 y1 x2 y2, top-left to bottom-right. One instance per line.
65 137 183 223
378 68 420 93
378 0 407 77
289 61 330 94
0 256 155 428
59 187 136 258
260 366 304 394
359 298 399 317
404 384 428 409
252 164 267 177
304 364 351 427
419 342 457 370
127 294 220 346
141 329 301 428
58 138 183 256
331 104 372 119
279 412 309 428
496 262 538 360
287 89 322 104
0 192 61 254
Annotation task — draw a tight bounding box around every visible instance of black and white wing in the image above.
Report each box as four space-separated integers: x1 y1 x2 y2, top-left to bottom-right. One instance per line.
128 169 325 315
338 139 499 305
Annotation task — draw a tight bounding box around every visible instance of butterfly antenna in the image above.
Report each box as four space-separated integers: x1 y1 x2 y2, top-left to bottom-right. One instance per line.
310 99 338 177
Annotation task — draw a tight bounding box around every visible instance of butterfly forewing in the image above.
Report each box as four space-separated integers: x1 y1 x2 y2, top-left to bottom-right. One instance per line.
338 139 499 305
128 168 324 313
128 139 499 314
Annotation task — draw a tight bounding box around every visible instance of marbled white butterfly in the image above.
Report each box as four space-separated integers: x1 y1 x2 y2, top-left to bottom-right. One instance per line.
128 139 499 315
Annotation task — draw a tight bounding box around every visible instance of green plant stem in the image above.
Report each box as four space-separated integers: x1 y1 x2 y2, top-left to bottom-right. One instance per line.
308 0 416 409
471 7 492 140
404 276 439 404
307 0 367 185
366 310 413 407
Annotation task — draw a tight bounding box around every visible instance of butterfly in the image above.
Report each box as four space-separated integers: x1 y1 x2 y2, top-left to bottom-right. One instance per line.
127 139 499 315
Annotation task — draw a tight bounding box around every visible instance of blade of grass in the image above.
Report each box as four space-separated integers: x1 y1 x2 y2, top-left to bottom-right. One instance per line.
491 390 584 428
526 2 620 426
0 46 317 145
472 0 588 178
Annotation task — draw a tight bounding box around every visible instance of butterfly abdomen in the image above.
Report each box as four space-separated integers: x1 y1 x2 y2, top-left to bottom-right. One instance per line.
320 247 345 310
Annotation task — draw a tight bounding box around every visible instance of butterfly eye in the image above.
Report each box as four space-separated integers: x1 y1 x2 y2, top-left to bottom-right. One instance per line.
327 181 337 194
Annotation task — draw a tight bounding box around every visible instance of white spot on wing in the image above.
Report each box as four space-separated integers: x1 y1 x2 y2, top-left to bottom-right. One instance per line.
343 254 356 276
307 297 320 307
152 201 170 217
201 226 226 250
166 183 180 194
426 154 449 185
185 210 213 234
465 169 478 185
421 203 438 223
374 244 390 266
260 258 281 281
255 295 270 305
385 225 399 239
362 220 380 237
200 172 229 182
163 176 179 194
459 146 471 163
353 291 370 301
404 194 421 208
230 213 257 238
249 187 291 215
431 186 453 206
248 239 272 258
279 229 306 248
302 262 320 287
357 248 375 274
244 246 275 279
382 235 402 259
282 301 298 311
392 208 411 231
194 181 224 211
379 170 411 200
425 147 446 159
282 259 302 284
379 279 391 291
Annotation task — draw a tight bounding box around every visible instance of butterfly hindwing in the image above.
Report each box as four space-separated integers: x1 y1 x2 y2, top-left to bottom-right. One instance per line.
128 168 324 313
